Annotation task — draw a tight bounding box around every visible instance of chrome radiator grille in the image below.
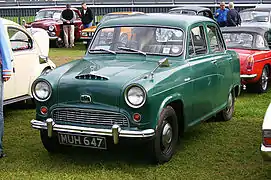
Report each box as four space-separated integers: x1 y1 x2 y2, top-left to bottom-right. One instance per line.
53 109 129 127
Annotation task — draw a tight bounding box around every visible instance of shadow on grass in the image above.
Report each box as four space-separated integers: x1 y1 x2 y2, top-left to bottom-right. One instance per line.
34 125 210 167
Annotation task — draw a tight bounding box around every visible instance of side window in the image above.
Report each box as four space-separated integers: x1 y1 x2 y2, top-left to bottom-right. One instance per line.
206 25 225 52
7 28 32 51
188 26 207 56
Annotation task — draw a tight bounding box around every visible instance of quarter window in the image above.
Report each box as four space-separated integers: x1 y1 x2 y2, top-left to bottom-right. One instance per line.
206 25 224 52
188 26 207 56
7 28 32 51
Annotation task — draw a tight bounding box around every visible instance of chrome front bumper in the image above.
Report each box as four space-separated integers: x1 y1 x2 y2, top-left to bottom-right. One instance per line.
31 119 155 144
240 74 257 79
261 144 271 161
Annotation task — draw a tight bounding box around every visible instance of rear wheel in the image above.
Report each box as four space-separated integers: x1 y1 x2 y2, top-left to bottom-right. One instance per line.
148 106 178 164
216 91 235 121
247 65 269 93
55 39 64 48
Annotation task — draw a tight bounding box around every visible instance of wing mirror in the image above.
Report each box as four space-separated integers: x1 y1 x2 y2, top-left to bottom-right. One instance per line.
39 55 49 64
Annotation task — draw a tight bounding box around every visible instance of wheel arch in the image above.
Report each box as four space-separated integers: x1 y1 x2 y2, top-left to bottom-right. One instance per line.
156 93 185 136
233 84 241 98
265 63 271 76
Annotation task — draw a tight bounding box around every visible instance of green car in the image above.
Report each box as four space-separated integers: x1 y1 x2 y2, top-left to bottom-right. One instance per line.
30 13 241 164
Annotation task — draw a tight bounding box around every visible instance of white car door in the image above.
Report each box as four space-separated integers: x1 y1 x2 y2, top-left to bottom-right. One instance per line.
6 26 39 98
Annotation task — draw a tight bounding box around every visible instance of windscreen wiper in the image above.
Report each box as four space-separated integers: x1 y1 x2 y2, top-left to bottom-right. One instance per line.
89 48 116 55
118 47 146 56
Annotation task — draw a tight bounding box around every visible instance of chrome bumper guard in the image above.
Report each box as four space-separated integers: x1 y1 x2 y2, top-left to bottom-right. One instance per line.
240 74 257 79
261 144 271 161
31 118 155 144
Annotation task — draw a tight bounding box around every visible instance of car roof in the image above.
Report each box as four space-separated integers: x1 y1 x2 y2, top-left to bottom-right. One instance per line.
221 26 268 36
108 11 144 15
169 6 211 12
39 7 79 11
0 17 19 26
99 13 214 30
240 7 271 12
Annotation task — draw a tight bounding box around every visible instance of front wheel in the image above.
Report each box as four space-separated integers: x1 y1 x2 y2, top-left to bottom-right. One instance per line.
217 91 235 121
148 106 179 164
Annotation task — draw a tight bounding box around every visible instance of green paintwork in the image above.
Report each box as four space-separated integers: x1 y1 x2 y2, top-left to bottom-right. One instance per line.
33 14 240 133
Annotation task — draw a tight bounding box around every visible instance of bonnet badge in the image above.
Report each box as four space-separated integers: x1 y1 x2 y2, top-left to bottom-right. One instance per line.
80 95 92 103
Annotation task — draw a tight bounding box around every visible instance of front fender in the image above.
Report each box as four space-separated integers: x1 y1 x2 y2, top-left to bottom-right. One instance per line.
154 93 184 130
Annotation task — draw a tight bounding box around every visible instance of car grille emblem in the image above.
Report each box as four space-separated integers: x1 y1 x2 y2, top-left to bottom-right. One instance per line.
80 95 92 103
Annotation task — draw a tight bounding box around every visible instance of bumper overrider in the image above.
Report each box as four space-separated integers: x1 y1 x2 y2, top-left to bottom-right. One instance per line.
30 118 155 144
261 144 271 161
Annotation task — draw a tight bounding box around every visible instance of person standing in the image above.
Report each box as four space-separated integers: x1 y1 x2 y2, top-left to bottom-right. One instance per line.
227 2 241 27
214 2 229 27
0 19 13 158
60 4 76 48
80 2 93 29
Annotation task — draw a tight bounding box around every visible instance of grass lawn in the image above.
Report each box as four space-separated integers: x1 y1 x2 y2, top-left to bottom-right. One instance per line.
1 44 271 179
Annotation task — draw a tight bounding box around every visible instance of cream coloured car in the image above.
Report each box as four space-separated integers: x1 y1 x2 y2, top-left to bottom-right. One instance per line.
1 18 56 105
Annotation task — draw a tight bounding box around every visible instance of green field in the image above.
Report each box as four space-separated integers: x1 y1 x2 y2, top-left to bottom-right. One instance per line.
0 44 271 179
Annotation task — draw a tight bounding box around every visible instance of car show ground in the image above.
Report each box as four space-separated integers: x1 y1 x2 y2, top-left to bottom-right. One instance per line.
0 44 270 179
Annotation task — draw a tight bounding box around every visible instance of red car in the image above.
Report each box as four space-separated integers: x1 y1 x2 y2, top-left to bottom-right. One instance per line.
222 27 271 93
24 8 83 48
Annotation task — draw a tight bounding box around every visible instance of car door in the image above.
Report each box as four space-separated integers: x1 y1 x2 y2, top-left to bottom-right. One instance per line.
205 23 232 109
7 26 39 98
187 25 218 124
3 26 16 101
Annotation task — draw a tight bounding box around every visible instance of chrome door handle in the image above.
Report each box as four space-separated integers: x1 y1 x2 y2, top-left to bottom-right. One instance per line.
184 78 190 82
211 60 217 64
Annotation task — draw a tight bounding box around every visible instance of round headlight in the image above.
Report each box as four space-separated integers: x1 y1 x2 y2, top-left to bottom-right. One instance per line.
48 25 54 31
33 81 52 102
125 85 146 108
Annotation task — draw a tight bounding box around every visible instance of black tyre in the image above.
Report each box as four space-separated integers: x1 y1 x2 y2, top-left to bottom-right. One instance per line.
247 65 269 93
217 91 235 121
40 130 63 153
55 39 64 48
149 106 179 164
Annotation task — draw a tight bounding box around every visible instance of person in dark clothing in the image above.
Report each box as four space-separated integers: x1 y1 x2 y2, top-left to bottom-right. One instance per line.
81 2 93 29
227 2 241 27
61 4 76 48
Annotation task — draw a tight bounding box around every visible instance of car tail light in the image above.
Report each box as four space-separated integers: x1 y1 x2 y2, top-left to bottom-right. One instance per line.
263 130 271 147
133 113 141 122
246 56 254 71
40 106 48 115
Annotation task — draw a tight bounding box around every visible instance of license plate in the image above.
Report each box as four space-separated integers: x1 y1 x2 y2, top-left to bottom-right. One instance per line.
58 133 107 149
83 41 87 44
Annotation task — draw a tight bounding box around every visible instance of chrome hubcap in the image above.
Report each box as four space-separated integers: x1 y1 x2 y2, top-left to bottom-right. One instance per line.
261 68 268 90
226 93 233 114
162 123 173 150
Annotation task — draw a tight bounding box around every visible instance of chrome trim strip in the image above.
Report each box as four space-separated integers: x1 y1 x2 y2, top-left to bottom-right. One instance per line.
31 119 155 139
240 74 257 79
80 37 91 40
49 36 58 40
